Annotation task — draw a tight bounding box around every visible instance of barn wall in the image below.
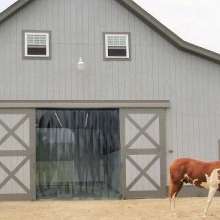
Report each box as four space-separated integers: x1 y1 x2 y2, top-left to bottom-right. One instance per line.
0 0 220 182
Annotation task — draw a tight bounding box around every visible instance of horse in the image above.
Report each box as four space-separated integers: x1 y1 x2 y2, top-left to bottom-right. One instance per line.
169 158 220 217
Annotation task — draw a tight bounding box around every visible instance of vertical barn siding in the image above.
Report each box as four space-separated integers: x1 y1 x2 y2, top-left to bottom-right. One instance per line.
0 0 220 181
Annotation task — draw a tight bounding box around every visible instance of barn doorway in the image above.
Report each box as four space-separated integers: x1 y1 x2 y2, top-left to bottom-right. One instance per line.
36 109 121 200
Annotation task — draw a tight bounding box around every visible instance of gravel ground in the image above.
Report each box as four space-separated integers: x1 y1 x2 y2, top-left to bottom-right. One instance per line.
0 197 220 220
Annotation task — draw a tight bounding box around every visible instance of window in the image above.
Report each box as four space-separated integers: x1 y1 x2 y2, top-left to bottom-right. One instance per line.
104 33 130 60
23 31 50 59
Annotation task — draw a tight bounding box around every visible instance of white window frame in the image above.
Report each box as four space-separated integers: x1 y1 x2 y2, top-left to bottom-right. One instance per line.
24 32 50 58
104 33 130 59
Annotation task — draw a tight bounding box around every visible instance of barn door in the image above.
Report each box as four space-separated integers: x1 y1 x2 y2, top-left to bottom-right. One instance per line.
0 109 35 201
121 108 166 198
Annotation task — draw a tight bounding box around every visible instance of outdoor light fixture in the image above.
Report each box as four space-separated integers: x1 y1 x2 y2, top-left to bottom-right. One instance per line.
77 56 85 70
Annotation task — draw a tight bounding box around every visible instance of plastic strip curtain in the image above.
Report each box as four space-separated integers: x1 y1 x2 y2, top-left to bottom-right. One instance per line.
36 109 121 200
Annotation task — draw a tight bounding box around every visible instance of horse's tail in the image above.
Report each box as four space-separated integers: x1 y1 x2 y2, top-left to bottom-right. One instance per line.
169 161 183 203
169 165 176 203
169 174 173 204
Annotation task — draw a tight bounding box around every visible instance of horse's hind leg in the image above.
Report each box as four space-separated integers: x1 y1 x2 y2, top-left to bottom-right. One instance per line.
170 179 183 216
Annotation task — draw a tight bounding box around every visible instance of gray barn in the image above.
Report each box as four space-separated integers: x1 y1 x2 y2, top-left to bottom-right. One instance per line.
0 0 220 201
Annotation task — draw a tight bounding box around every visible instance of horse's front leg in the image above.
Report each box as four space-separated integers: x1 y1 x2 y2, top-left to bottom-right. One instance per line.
203 186 217 217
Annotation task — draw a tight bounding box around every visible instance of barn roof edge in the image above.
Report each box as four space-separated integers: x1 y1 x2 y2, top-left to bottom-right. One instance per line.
1 0 220 64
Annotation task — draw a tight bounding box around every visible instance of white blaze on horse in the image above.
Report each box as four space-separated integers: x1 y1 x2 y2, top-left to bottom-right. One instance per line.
169 158 220 217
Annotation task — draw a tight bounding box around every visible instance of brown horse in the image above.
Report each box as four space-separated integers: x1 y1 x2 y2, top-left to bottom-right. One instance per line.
169 158 220 217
